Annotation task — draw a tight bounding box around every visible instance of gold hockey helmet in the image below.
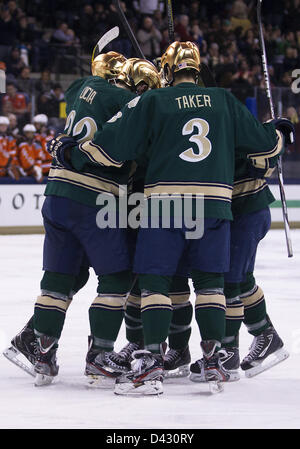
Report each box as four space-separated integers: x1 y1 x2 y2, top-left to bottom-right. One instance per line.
91 51 127 79
161 41 201 84
117 58 161 93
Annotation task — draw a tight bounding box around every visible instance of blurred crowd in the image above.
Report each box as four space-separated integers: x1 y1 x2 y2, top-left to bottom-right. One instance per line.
0 113 54 182
0 0 300 182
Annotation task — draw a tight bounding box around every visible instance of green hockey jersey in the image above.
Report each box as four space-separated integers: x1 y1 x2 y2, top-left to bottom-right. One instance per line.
45 76 136 208
73 82 283 219
231 157 276 217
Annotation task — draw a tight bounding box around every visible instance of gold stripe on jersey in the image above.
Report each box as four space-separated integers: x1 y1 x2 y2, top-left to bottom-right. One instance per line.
144 182 232 202
79 140 123 168
232 178 267 199
247 130 283 169
48 167 121 196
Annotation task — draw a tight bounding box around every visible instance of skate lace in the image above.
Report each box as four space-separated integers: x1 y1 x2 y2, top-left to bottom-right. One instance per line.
32 340 39 356
247 335 265 360
118 342 140 359
164 349 180 363
104 352 127 371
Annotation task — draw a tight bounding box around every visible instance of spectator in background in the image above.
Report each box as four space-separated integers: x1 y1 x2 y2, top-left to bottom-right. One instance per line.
191 24 204 49
17 14 38 48
1 82 31 128
7 112 20 138
283 47 299 73
34 69 54 96
17 66 35 94
207 43 222 71
4 46 26 79
160 28 170 54
37 83 64 129
52 22 74 45
189 1 201 22
0 115 20 180
230 0 252 36
7 0 23 22
175 15 193 42
152 9 166 31
137 16 162 60
79 4 97 52
133 1 164 16
31 31 53 72
0 6 17 61
18 123 43 182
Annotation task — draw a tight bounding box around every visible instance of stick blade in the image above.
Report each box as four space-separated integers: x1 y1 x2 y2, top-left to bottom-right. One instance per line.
92 26 120 61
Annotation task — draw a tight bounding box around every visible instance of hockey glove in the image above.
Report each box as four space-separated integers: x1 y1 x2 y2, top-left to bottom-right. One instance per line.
47 134 77 169
270 118 295 145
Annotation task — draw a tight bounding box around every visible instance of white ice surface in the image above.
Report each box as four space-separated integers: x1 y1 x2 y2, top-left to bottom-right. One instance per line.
0 230 300 429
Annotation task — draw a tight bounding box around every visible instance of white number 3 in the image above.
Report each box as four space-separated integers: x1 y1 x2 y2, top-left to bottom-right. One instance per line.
179 118 212 163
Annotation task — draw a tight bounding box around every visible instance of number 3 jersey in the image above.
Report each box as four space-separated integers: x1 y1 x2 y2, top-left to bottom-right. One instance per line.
74 82 283 220
45 75 135 207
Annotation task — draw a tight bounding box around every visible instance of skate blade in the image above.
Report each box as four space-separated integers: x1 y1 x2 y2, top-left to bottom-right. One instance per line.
189 370 239 383
34 373 55 386
3 345 36 378
244 347 290 378
164 364 190 379
85 374 116 389
114 380 163 396
209 380 224 394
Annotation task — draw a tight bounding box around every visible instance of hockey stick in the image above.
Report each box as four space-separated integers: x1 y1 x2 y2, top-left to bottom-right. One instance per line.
166 0 175 42
164 0 217 87
112 0 145 59
91 26 120 62
257 0 293 257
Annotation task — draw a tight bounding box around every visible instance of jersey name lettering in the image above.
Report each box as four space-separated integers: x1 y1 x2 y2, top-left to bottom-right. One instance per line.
79 86 97 104
175 94 211 110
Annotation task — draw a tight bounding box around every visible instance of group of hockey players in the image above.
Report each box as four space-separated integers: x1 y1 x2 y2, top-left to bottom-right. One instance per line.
3 39 293 395
0 114 53 182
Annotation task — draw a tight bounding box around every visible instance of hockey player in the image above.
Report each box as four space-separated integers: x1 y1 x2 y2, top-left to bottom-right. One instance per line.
18 124 44 182
51 41 294 395
0 115 20 180
189 158 291 381
3 54 161 387
3 51 132 384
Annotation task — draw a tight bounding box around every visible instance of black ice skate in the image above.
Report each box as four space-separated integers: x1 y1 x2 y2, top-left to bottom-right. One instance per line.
108 341 144 366
3 320 37 377
164 346 191 378
114 350 164 396
190 341 231 393
189 346 240 383
85 336 131 388
241 324 289 378
34 334 59 386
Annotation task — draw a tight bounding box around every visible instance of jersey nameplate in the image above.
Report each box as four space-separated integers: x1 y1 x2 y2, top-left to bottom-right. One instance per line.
175 94 211 110
79 86 97 105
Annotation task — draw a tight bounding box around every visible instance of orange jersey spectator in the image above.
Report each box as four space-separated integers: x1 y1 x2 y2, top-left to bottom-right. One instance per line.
1 83 31 118
33 114 53 175
18 124 43 182
0 116 20 179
